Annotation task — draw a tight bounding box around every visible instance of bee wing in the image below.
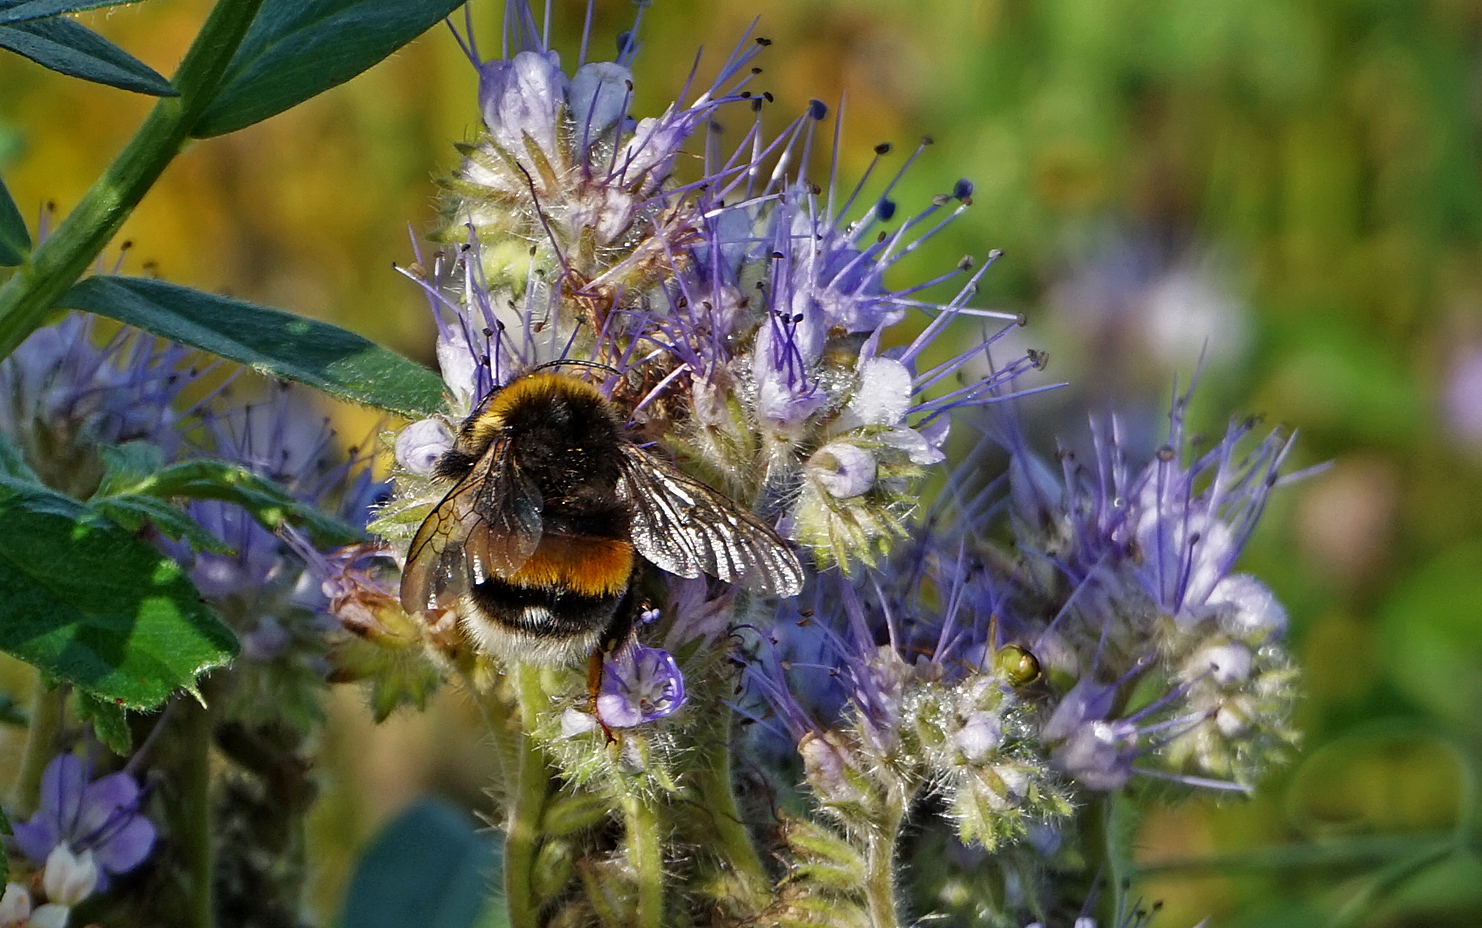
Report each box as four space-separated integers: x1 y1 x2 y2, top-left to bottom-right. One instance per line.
400 438 545 615
619 443 804 597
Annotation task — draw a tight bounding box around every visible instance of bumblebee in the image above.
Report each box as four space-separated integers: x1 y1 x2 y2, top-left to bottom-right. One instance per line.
400 366 804 663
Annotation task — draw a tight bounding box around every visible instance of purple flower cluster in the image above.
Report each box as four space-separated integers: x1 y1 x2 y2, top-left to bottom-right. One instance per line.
12 755 155 893
369 3 1306 925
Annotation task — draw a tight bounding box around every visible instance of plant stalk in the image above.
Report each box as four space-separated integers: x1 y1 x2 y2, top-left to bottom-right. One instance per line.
175 699 216 928
622 792 664 928
505 664 553 928
687 712 769 911
10 675 66 818
864 802 904 928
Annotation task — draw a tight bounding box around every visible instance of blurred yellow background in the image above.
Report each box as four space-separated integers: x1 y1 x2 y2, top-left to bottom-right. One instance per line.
3 1 1481 925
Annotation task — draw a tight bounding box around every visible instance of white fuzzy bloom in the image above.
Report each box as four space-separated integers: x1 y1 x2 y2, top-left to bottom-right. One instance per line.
42 844 97 908
1209 573 1288 639
1187 642 1253 686
807 441 877 498
394 418 454 475
0 884 33 925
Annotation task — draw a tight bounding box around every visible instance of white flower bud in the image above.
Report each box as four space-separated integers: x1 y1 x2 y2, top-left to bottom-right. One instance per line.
1188 642 1253 686
394 418 454 475
953 713 1004 764
0 883 33 925
807 441 877 498
1209 573 1288 640
28 904 71 928
43 843 98 908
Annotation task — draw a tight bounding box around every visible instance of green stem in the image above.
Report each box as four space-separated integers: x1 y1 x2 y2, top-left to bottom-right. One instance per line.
688 713 769 909
462 670 519 798
0 0 265 361
864 803 903 928
622 793 664 928
10 675 65 817
174 699 216 928
505 664 552 928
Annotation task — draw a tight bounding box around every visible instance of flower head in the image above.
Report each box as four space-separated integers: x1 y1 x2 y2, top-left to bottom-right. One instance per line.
12 755 155 892
595 643 687 729
0 313 203 497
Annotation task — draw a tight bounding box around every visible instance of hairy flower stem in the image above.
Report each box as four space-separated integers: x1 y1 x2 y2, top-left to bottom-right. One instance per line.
621 793 665 928
865 801 906 928
0 0 265 361
465 671 521 797
175 700 216 928
687 715 769 910
506 664 554 928
10 675 64 817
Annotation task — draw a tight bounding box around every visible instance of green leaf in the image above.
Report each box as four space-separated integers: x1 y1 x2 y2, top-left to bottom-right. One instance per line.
96 455 367 548
60 276 445 419
0 802 8 884
337 798 500 928
0 171 29 265
192 0 466 138
0 1 150 26
0 477 237 709
0 14 175 95
90 494 235 554
75 689 132 754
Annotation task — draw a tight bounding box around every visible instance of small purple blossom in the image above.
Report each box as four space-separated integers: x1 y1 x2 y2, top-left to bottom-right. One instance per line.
0 313 205 496
12 755 155 892
596 644 687 728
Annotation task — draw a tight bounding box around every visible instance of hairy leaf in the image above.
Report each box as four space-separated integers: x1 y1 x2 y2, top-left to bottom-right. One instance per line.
0 13 174 95
61 276 444 418
97 455 367 548
75 689 131 754
193 0 465 137
0 477 237 709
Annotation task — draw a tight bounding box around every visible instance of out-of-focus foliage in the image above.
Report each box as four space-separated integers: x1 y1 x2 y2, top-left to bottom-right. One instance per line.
3 1 1479 925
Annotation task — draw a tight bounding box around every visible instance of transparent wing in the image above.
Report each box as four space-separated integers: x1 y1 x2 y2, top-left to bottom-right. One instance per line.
400 439 544 615
619 443 803 597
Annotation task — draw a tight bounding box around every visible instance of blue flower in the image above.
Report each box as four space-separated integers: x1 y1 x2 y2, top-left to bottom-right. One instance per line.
0 313 203 497
596 644 687 728
11 755 155 892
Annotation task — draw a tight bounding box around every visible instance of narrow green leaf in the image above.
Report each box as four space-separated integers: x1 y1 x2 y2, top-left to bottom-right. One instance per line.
338 799 499 928
0 15 175 95
91 494 235 554
0 0 149 26
75 689 132 754
193 0 466 138
0 477 237 709
99 456 367 548
0 171 29 265
0 802 8 884
61 276 445 419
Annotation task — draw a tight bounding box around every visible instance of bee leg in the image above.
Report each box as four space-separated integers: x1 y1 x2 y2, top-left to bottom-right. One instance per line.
585 647 617 743
587 591 648 743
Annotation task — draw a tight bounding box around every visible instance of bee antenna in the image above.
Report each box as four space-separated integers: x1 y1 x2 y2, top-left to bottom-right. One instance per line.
530 358 621 379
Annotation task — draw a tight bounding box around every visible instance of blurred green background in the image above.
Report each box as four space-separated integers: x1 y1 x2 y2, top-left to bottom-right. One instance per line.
3 1 1481 925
